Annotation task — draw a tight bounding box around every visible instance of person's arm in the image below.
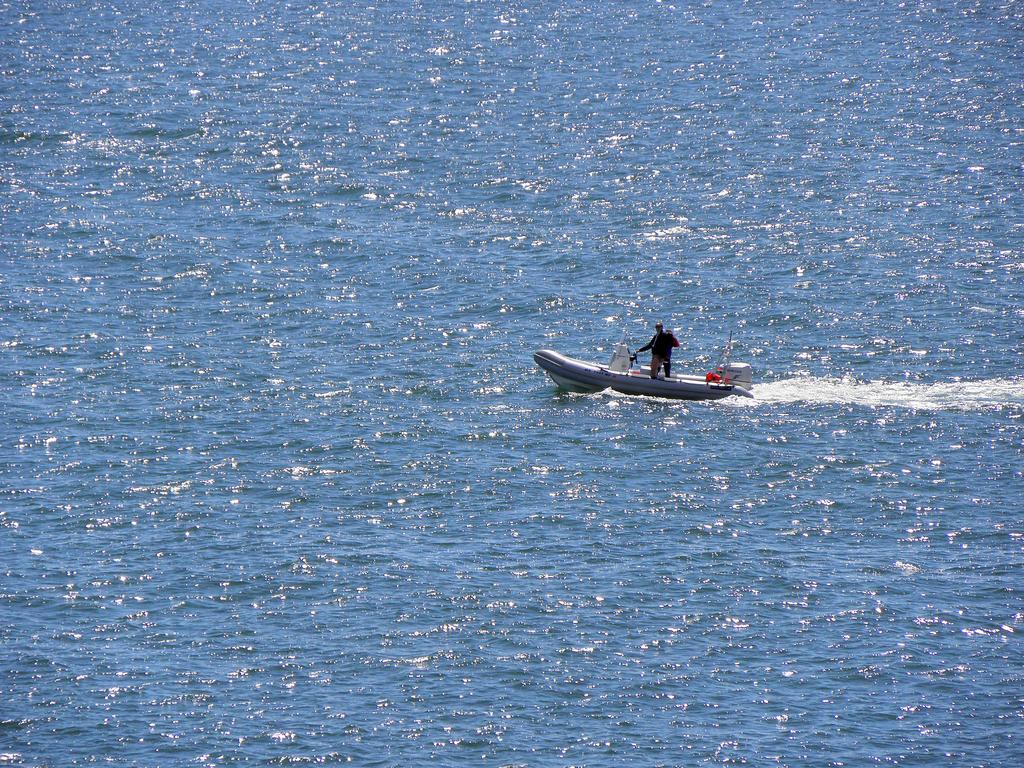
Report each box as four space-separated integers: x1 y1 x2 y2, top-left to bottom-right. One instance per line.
636 335 655 353
672 335 680 348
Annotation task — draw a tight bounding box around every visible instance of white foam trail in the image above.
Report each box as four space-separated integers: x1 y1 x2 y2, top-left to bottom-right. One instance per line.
732 375 1024 411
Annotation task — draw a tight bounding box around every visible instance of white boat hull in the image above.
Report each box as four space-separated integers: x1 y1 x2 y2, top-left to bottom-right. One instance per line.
534 349 754 401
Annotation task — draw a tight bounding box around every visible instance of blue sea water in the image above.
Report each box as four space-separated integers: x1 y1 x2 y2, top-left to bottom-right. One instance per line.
2 0 1023 765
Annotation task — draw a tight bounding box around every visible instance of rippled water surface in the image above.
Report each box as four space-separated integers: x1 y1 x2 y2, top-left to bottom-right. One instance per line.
2 1 1023 765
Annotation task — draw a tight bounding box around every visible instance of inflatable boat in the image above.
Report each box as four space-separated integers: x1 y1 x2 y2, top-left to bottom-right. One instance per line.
534 339 754 401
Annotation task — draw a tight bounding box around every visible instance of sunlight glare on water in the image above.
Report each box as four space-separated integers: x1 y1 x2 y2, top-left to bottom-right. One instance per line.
1 1 1022 766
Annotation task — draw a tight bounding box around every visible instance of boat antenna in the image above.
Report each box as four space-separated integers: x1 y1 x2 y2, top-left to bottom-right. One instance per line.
715 332 733 371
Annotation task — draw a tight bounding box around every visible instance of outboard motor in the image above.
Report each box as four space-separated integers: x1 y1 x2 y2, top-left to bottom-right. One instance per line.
720 362 752 388
608 342 632 373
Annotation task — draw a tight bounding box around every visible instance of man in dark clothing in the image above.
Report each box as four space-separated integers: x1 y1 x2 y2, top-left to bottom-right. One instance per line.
635 322 680 379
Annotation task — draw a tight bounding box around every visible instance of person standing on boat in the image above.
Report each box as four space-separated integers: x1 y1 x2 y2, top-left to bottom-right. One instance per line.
635 322 680 379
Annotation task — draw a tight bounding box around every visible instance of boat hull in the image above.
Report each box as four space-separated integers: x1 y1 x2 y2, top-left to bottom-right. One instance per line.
533 349 753 401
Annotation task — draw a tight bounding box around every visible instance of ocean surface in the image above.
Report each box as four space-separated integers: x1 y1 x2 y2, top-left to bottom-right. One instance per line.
2 1 1023 765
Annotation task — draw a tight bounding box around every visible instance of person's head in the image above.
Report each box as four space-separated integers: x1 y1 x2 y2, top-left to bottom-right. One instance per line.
655 322 663 331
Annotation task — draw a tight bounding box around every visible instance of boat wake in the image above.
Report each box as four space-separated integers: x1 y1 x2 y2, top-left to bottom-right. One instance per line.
732 375 1024 412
